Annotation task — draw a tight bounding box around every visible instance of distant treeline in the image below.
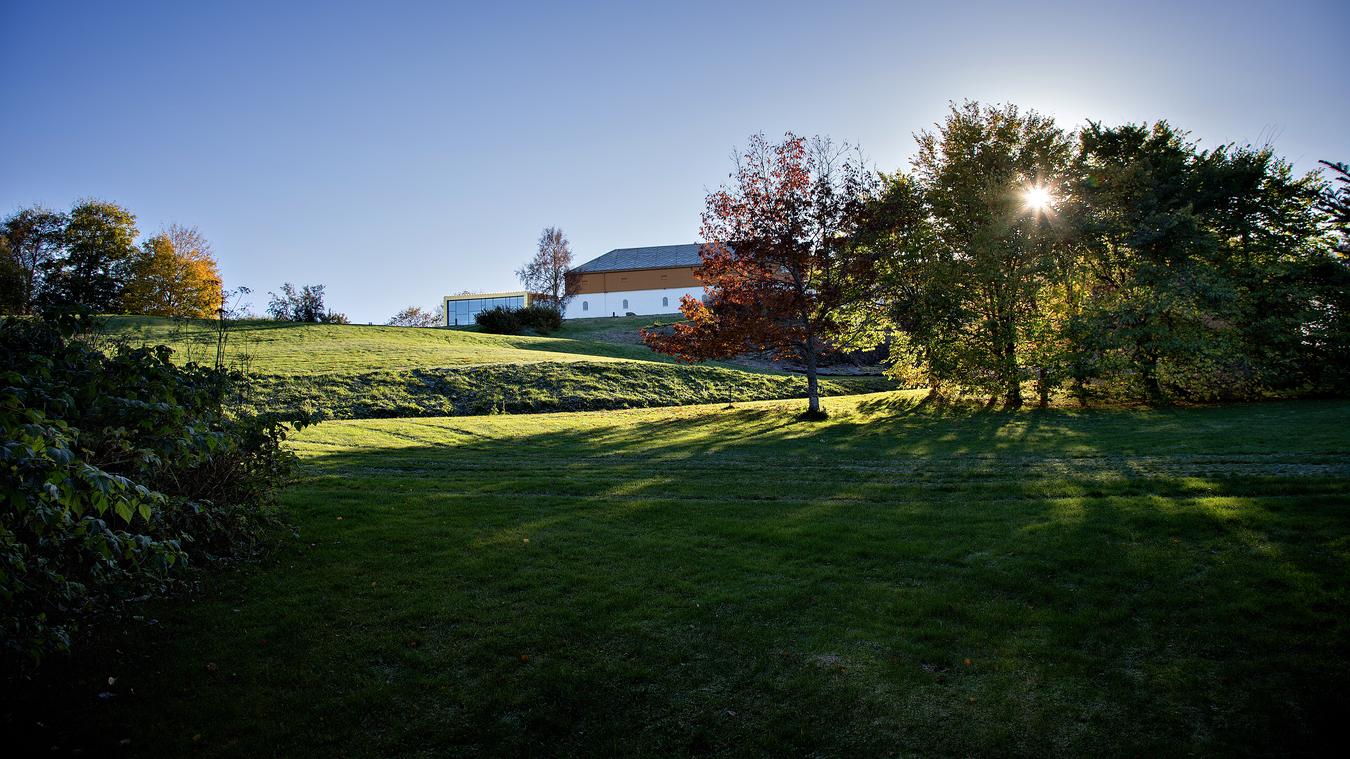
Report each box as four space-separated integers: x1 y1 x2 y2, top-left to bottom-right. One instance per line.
0 200 223 318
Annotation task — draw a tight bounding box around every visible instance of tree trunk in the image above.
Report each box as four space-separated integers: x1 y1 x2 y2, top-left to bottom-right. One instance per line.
1141 354 1164 403
1004 336 1022 409
1037 367 1049 408
803 336 822 416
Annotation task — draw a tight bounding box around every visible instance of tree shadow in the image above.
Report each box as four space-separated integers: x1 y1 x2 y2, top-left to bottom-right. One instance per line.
15 399 1350 756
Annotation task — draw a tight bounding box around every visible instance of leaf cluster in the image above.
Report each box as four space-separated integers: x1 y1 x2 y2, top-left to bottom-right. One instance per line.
1 308 312 670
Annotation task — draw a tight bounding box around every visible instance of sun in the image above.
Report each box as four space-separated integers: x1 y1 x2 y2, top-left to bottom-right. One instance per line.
1022 184 1054 213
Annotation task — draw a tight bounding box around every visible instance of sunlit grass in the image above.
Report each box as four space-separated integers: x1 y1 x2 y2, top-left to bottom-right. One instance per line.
99 315 679 374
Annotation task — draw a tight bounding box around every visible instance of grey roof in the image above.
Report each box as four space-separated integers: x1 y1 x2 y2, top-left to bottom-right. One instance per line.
571 243 704 274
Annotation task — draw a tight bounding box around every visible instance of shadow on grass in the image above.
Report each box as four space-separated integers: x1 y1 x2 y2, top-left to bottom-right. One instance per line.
10 399 1350 756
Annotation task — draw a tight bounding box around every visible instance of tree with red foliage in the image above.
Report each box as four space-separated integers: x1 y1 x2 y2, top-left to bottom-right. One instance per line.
643 132 883 418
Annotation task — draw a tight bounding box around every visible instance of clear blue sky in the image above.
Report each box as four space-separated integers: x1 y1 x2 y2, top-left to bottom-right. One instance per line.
3 0 1347 323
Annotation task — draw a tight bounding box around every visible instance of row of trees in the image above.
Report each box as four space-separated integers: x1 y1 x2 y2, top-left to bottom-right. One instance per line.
646 103 1349 413
0 201 224 318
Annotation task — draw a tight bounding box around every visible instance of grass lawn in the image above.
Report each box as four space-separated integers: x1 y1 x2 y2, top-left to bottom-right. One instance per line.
101 316 894 420
17 393 1350 756
243 361 893 419
101 315 681 374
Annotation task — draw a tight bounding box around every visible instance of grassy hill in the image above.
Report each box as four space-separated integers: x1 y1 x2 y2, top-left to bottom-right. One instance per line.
244 361 890 419
101 315 680 374
100 316 893 419
26 394 1350 755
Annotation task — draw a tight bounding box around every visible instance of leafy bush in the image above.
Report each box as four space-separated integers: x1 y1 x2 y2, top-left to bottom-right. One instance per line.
518 304 562 333
0 310 310 670
475 304 561 335
475 305 523 334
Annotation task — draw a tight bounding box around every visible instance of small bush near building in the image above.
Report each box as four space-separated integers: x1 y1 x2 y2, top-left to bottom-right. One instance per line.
475 305 523 334
476 304 562 335
0 309 311 671
518 304 562 333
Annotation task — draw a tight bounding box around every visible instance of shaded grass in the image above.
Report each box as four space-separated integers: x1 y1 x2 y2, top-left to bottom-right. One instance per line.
242 361 895 419
13 393 1350 756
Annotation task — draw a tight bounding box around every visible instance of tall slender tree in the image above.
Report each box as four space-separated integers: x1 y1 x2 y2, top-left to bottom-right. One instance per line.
517 227 574 313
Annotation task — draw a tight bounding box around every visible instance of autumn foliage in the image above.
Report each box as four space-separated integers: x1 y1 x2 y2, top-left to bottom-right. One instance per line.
643 132 883 416
1 203 225 318
121 225 223 318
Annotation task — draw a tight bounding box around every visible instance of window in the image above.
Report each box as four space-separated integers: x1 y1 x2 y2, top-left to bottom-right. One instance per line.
662 297 668 307
582 300 588 311
622 299 629 310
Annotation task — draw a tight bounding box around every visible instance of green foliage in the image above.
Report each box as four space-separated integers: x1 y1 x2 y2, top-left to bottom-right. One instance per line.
1317 159 1350 254
266 282 346 323
0 236 23 312
518 303 563 333
875 106 1350 404
475 304 562 335
1073 124 1344 400
40 200 139 312
1 206 66 314
887 102 1077 407
474 305 523 334
0 309 309 670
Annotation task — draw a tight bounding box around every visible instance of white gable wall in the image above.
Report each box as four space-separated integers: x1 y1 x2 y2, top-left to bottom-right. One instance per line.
565 285 703 320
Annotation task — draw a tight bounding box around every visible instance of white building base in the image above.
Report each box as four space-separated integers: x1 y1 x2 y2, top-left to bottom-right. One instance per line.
565 286 703 320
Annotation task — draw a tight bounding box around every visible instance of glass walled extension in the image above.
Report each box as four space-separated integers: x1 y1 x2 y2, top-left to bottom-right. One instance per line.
446 294 526 326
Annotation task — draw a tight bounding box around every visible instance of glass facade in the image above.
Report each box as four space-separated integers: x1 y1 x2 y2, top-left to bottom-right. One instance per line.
446 295 526 326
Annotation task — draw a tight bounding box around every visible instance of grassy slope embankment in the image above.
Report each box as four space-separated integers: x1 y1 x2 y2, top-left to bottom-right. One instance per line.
102 315 677 372
30 394 1350 756
101 316 893 418
246 361 889 419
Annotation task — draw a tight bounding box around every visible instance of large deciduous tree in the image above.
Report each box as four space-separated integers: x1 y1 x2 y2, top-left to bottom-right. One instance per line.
517 226 574 313
1074 123 1340 399
121 225 223 318
43 200 139 312
0 206 67 314
891 102 1076 408
643 132 883 417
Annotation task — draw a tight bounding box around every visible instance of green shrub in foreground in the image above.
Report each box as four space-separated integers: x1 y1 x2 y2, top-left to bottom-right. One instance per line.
0 310 311 670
